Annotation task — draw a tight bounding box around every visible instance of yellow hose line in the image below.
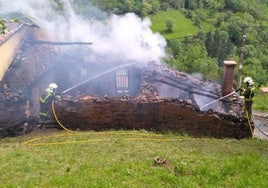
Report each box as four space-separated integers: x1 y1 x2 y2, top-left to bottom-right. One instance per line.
27 101 183 147
51 101 76 133
23 131 185 146
244 107 254 138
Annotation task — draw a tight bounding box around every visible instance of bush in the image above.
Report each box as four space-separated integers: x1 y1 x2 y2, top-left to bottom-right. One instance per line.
166 19 175 32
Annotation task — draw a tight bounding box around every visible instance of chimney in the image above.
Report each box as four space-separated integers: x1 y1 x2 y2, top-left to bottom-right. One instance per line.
222 60 237 96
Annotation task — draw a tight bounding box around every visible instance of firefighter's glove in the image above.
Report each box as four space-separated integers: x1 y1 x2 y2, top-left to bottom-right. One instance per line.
235 88 241 92
235 88 244 92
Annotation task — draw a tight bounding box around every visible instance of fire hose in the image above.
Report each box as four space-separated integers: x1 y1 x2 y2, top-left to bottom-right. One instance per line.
244 109 254 138
200 91 236 110
51 101 76 133
24 100 184 146
24 101 260 146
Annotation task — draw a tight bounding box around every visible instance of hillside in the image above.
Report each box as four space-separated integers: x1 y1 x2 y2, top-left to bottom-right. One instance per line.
150 10 200 39
0 129 268 187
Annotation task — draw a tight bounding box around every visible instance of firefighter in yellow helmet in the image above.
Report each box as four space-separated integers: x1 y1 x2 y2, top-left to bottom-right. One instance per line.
240 77 255 120
39 83 59 123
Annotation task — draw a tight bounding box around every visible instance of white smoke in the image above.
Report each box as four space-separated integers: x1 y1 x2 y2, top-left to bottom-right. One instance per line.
0 0 167 64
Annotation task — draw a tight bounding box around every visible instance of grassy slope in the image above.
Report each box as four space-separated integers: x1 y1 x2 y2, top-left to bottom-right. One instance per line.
150 9 200 40
254 93 268 112
0 130 267 187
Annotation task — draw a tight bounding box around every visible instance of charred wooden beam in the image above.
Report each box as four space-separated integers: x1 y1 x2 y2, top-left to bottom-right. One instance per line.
155 79 219 99
154 71 219 97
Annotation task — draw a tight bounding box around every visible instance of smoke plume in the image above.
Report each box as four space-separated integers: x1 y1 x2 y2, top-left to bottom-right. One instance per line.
0 0 167 64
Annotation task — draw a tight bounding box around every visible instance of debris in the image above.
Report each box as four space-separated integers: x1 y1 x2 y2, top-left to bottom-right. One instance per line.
154 156 169 167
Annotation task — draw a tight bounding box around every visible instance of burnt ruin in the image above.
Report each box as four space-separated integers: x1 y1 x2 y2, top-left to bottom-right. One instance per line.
0 21 252 139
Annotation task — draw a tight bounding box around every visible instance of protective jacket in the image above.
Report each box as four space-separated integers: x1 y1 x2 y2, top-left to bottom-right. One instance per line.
241 85 255 101
39 88 57 120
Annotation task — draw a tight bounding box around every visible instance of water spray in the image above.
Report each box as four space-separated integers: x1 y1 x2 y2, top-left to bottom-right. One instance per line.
61 62 143 94
200 91 236 110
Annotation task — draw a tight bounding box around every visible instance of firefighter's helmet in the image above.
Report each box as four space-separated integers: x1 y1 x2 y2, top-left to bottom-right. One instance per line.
47 83 58 93
243 77 254 85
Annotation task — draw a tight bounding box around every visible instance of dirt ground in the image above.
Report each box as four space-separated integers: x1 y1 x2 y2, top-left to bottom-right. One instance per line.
252 112 268 140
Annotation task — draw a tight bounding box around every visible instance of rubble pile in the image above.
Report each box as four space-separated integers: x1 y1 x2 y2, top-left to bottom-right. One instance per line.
1 38 57 94
0 30 58 125
55 64 251 139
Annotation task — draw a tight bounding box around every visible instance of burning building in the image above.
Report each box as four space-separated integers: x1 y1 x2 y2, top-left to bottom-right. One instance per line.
0 1 252 138
0 20 251 139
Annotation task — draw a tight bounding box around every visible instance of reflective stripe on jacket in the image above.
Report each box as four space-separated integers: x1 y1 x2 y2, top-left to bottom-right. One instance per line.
242 86 255 102
40 88 52 104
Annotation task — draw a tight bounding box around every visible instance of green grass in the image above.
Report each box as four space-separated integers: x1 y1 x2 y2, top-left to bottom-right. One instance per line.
150 9 199 40
254 93 268 112
1 130 268 187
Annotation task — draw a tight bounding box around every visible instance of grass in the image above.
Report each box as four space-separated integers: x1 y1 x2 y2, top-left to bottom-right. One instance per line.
253 92 268 112
0 130 268 187
150 9 216 40
150 9 199 40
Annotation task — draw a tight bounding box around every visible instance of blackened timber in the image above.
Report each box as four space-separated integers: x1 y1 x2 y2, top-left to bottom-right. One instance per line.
154 71 219 97
156 79 219 99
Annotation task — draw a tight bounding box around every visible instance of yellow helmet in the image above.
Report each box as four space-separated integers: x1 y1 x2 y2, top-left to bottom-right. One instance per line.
243 77 254 85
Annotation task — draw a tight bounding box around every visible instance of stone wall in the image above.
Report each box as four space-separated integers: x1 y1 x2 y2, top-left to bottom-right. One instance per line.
0 99 30 128
54 95 252 139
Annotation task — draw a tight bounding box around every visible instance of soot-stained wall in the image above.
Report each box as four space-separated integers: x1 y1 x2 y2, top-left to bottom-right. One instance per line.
55 95 251 139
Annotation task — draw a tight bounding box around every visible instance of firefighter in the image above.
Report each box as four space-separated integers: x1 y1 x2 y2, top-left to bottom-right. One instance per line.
240 77 255 120
39 83 59 123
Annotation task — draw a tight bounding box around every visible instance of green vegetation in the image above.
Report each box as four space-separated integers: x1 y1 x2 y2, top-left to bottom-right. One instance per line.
150 10 199 39
1 130 268 187
254 92 268 112
0 18 7 34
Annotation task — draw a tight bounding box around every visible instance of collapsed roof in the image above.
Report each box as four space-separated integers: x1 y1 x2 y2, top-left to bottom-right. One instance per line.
0 20 252 138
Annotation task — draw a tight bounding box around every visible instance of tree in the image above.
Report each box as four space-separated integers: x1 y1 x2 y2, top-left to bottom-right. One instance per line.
205 30 232 66
204 0 225 10
168 39 182 57
258 29 268 45
185 0 198 10
244 45 259 59
260 55 268 73
169 0 185 9
166 19 175 32
123 0 135 13
174 41 218 79
243 58 268 87
226 16 245 45
148 0 161 14
141 1 153 16
160 2 169 10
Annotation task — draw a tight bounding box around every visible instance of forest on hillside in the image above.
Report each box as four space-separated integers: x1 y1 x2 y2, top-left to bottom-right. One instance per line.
75 0 268 87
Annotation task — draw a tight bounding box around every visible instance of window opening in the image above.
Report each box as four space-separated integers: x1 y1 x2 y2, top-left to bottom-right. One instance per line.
116 68 129 94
